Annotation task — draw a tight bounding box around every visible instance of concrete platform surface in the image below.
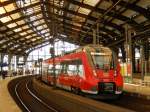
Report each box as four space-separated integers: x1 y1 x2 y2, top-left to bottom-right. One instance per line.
124 83 150 99
0 76 21 112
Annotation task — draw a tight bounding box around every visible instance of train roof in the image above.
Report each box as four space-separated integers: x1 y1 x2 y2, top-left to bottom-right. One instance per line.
72 44 112 54
44 44 112 63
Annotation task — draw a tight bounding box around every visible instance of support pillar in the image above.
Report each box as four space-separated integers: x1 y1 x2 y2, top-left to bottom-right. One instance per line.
120 44 126 63
128 29 133 81
140 45 145 80
125 25 135 83
93 29 96 45
16 56 20 75
132 44 136 73
143 40 149 76
0 53 5 79
8 54 12 76
23 55 28 75
0 53 4 72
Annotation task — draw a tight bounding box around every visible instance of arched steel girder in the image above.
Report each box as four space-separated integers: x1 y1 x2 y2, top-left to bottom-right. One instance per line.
61 20 119 37
54 1 142 28
42 9 123 32
65 0 150 24
42 12 121 38
4 17 43 29
0 48 27 56
0 9 121 47
0 2 40 18
4 9 117 43
2 0 147 21
0 27 48 49
42 4 122 36
1 2 124 38
14 22 113 53
3 11 42 26
5 22 46 39
0 0 137 33
0 19 48 47
2 18 118 49
43 1 141 32
55 19 119 42
62 24 115 40
59 25 113 43
27 42 50 55
118 0 150 20
17 34 74 55
0 25 30 49
7 30 49 51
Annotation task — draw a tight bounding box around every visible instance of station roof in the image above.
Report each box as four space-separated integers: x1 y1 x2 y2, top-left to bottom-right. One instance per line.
0 0 149 56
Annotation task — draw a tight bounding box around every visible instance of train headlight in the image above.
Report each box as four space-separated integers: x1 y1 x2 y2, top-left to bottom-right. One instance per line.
114 70 117 77
93 70 97 77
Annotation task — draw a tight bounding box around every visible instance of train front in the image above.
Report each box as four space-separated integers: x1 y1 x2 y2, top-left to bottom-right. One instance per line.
86 45 123 99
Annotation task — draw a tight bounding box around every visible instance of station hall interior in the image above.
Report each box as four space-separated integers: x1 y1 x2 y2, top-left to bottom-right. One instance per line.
0 0 150 112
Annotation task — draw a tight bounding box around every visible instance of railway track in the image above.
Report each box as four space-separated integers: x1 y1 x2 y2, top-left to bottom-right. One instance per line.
101 93 150 112
8 76 150 112
8 76 65 112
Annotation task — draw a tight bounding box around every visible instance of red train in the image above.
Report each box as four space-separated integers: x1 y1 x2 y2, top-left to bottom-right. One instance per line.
42 44 123 99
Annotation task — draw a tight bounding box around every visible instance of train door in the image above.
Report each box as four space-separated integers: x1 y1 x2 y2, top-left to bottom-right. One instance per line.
59 62 68 86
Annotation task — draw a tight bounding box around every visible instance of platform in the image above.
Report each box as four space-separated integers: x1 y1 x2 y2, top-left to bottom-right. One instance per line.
0 76 21 112
0 75 150 112
124 82 150 100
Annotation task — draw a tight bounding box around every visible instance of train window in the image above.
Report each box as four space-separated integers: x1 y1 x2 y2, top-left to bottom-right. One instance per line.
67 65 77 76
77 65 84 77
47 64 62 76
91 53 112 71
60 63 68 74
60 59 84 77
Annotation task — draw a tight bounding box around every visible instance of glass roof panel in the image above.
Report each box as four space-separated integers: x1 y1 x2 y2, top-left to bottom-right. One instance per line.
25 35 32 39
33 21 40 26
0 7 6 14
43 24 47 28
98 1 112 10
33 5 41 11
4 3 16 12
32 38 36 41
69 4 79 12
134 15 148 24
20 32 27 36
0 16 12 23
7 23 17 28
36 37 41 39
17 20 25 25
41 30 47 34
37 26 43 30
22 25 29 29
14 28 22 32
11 13 21 19
78 7 91 15
136 0 150 8
0 0 9 2
32 34 37 36
83 0 99 6
73 16 85 22
27 30 33 33
40 19 45 23
45 33 50 37
122 9 137 18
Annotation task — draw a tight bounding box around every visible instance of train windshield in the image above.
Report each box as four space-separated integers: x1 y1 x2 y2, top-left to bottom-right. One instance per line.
91 52 112 71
